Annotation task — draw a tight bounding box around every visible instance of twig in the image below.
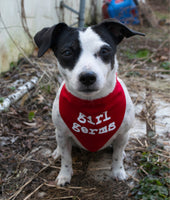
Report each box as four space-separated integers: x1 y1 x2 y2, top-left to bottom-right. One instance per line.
83 192 98 198
44 182 73 191
156 152 170 159
139 166 148 175
144 140 148 148
88 167 111 171
128 175 140 182
134 136 144 147
44 182 83 191
153 148 170 155
19 156 60 170
134 93 141 106
8 166 49 200
23 183 44 200
126 147 145 151
83 187 97 191
5 132 55 140
125 68 170 74
51 196 80 200
21 0 34 43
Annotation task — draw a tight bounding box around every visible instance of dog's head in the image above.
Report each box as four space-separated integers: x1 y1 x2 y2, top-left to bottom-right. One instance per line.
34 19 144 99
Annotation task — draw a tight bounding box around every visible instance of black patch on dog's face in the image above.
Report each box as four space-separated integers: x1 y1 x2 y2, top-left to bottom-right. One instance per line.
92 25 117 68
52 28 81 70
98 45 113 64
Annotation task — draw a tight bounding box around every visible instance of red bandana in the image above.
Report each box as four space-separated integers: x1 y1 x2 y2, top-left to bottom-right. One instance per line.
59 79 126 152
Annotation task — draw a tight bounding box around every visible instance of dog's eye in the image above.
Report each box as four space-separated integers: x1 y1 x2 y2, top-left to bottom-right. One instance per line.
61 49 72 57
98 46 112 63
99 46 111 56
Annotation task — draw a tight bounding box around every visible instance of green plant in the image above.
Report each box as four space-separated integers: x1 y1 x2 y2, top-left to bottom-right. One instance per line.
126 71 141 77
9 86 16 91
132 176 169 200
131 151 169 199
10 61 18 70
138 152 169 176
0 97 4 103
28 111 35 121
126 49 150 60
40 84 52 94
160 61 170 70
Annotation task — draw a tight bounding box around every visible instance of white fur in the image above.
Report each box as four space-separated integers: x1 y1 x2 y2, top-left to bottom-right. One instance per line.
52 28 134 186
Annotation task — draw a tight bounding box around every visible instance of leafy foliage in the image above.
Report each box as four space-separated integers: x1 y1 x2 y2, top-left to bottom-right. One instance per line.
139 152 169 176
0 97 4 103
132 176 169 200
160 61 170 74
131 151 170 200
160 61 170 70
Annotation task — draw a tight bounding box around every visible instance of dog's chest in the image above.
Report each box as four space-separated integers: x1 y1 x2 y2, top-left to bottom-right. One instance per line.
59 79 126 152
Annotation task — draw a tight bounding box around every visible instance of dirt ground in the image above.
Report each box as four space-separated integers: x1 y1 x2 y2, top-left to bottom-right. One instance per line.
0 1 170 200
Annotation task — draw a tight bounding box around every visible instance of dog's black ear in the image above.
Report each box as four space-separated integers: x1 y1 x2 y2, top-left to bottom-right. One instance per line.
95 19 145 44
34 23 68 57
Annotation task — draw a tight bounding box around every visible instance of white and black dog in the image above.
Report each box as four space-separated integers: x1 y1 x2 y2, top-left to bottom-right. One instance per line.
34 19 144 186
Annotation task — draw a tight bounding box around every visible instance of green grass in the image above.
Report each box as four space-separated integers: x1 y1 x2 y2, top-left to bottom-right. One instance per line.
28 111 35 121
126 49 151 60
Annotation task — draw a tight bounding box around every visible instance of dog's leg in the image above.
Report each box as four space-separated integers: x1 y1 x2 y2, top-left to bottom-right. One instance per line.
53 129 73 186
111 132 129 180
52 129 61 160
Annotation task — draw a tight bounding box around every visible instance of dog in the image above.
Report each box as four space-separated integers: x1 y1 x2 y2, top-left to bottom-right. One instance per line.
34 19 144 186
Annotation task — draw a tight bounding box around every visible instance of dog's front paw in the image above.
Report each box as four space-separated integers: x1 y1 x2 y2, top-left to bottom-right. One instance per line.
112 167 127 180
55 171 73 186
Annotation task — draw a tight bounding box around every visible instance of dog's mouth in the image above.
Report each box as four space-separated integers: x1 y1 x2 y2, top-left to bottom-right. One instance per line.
78 86 99 94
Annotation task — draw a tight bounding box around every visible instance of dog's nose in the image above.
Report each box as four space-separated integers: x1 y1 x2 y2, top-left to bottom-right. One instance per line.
79 72 96 86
